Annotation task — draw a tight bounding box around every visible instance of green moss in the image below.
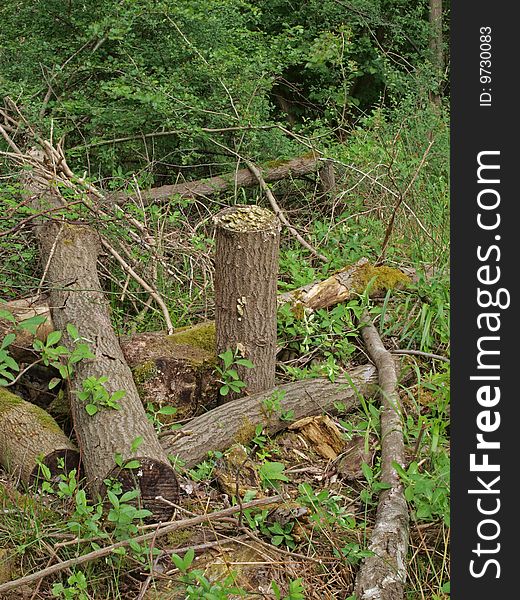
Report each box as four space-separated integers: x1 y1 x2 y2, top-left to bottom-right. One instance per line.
0 388 62 432
353 263 410 295
233 416 257 446
168 321 216 354
166 528 194 547
132 360 158 386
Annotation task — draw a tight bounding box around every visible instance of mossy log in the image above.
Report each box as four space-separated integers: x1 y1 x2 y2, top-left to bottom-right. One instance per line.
277 258 410 312
214 206 280 398
117 156 321 203
161 363 378 468
0 388 79 484
25 157 179 522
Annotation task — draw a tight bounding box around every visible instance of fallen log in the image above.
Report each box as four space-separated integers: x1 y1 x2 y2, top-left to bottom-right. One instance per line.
0 388 79 484
116 155 321 203
354 313 409 600
161 363 378 468
25 154 179 522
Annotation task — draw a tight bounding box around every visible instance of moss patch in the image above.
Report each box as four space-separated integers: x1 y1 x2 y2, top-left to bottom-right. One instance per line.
353 263 410 296
168 321 216 355
233 416 258 446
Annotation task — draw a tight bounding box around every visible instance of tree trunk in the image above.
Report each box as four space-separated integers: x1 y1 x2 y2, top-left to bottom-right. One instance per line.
26 158 179 522
0 388 79 485
214 206 280 399
161 363 378 468
429 0 444 106
318 159 336 196
117 156 320 203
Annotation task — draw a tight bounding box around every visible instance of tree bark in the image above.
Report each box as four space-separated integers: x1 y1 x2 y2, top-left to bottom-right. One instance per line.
25 158 179 522
116 156 320 203
214 206 280 398
0 388 79 485
161 363 378 468
354 313 409 600
429 0 444 106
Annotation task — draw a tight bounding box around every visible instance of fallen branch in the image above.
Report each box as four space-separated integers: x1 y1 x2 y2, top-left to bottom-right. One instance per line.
244 159 328 263
161 363 378 468
114 155 321 204
354 312 409 600
0 495 282 595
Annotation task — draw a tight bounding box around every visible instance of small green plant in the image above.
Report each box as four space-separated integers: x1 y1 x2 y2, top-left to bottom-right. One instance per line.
359 462 392 507
297 482 356 529
268 521 296 550
77 376 126 415
258 461 289 490
146 402 179 433
52 570 89 599
189 451 222 481
271 578 305 600
215 348 254 396
262 389 287 419
171 548 246 598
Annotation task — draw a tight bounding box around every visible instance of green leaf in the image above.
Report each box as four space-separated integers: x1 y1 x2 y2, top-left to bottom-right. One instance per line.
66 323 80 340
0 310 16 324
85 404 98 416
124 460 141 470
271 535 284 546
48 377 61 390
219 385 230 396
130 436 144 453
18 314 47 334
158 406 177 415
110 390 126 403
235 358 254 368
1 334 16 350
46 331 62 346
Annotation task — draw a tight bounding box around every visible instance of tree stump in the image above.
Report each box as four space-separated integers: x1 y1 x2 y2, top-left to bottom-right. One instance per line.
0 388 79 485
213 206 280 399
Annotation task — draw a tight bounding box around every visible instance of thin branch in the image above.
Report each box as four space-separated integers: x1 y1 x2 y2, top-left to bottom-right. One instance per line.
0 495 283 595
100 238 174 335
244 159 328 263
390 348 450 363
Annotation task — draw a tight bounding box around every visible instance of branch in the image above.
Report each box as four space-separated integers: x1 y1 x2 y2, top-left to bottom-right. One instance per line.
354 311 409 599
244 159 328 263
0 495 282 595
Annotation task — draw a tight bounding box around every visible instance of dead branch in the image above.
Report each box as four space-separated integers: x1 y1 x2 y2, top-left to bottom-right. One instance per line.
244 159 328 263
354 311 409 600
0 495 282 595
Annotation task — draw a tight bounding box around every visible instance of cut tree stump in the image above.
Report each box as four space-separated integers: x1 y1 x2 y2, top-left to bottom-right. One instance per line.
213 205 281 398
25 156 179 522
0 388 79 485
160 363 378 468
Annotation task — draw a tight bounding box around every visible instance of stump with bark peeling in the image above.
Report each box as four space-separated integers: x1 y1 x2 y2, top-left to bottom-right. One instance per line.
0 388 79 484
214 205 280 398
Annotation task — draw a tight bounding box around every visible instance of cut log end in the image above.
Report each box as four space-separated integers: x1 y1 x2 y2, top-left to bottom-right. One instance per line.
105 458 180 523
30 448 81 484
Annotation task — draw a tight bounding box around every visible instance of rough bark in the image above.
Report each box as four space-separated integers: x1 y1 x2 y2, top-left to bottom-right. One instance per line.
354 313 409 600
0 388 79 485
214 206 280 398
26 161 179 522
429 0 444 106
116 156 320 203
161 363 378 468
318 159 336 196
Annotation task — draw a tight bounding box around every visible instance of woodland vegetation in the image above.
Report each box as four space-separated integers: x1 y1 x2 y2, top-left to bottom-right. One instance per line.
0 1 449 599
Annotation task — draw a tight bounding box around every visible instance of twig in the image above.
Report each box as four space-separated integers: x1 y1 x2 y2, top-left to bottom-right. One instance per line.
244 159 328 263
377 140 434 264
100 238 174 335
0 495 282 595
390 349 450 363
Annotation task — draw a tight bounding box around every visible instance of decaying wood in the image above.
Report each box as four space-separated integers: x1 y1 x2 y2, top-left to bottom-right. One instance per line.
214 205 280 398
354 312 409 600
0 494 283 595
0 388 79 484
288 415 345 460
25 153 179 522
278 258 410 311
116 156 320 203
161 363 378 468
